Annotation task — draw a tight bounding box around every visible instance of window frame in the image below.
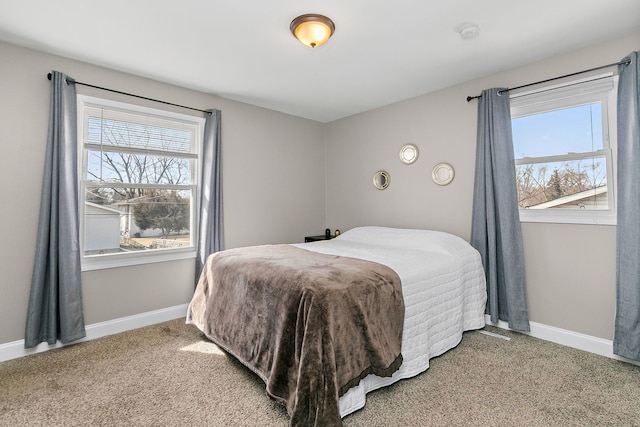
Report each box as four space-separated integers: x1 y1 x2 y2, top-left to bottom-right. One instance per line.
77 95 205 271
510 74 618 225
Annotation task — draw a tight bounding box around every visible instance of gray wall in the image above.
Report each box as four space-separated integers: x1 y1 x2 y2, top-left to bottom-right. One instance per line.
1 31 638 347
325 32 639 341
0 41 326 344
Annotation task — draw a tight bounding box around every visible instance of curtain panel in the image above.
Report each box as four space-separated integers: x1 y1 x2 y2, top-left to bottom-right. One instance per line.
25 71 86 348
195 109 223 281
614 51 640 361
471 88 530 332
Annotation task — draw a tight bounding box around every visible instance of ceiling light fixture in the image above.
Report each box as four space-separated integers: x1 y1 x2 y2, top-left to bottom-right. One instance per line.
290 14 335 48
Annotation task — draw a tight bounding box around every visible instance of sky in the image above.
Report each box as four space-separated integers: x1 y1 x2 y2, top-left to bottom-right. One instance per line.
511 103 604 159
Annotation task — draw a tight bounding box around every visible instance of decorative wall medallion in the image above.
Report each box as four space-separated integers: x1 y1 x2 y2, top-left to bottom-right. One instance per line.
399 144 419 165
432 163 455 185
373 170 390 190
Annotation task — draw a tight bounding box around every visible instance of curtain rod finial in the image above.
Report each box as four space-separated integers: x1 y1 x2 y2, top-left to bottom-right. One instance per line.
47 72 52 80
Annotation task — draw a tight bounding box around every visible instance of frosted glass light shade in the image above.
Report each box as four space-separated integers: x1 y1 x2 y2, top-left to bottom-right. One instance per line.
290 14 335 48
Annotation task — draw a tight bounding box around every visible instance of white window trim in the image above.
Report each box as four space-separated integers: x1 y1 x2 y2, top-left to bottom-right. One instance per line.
511 74 618 226
77 95 204 271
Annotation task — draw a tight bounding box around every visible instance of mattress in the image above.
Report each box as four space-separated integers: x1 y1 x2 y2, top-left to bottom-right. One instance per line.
293 226 487 417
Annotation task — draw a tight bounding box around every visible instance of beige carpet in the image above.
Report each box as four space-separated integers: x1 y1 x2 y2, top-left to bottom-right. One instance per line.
1 319 639 426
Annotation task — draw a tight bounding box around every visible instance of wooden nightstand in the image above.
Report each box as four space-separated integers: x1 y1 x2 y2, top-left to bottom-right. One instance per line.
304 235 334 243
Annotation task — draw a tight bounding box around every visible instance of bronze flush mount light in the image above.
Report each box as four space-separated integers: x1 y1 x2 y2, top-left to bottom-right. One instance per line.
290 14 335 48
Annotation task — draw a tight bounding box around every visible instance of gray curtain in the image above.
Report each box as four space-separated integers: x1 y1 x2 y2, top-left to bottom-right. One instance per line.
471 88 530 332
25 71 85 348
195 109 223 279
614 51 640 361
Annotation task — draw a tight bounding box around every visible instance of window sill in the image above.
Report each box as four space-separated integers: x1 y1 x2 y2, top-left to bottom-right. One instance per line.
519 209 616 226
81 248 196 271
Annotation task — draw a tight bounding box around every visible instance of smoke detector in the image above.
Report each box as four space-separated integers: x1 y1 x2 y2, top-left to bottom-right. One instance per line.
458 23 480 40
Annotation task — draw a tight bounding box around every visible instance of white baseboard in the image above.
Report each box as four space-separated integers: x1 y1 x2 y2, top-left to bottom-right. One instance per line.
3 309 637 366
0 304 188 363
485 315 640 367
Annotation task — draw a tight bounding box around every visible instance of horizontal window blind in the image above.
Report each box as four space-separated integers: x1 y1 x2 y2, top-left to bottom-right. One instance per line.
511 75 613 118
84 106 197 154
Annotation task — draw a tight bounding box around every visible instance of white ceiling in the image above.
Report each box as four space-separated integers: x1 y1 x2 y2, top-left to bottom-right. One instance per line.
1 1 638 122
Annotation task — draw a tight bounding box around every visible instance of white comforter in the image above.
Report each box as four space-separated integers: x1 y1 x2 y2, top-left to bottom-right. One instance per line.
293 226 487 417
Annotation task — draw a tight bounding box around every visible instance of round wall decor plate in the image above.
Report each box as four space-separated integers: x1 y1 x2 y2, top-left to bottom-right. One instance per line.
372 170 390 190
399 144 419 164
432 163 455 185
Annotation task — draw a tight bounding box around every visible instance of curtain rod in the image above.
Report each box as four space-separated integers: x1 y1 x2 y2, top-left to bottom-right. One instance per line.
47 72 211 115
466 58 632 102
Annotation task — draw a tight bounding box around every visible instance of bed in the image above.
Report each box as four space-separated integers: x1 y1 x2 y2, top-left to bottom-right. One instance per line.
186 226 487 426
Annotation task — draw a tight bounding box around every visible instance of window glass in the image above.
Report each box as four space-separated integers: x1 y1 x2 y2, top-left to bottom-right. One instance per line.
510 76 616 224
515 156 608 209
513 103 607 209
78 96 203 268
86 151 192 185
512 103 603 158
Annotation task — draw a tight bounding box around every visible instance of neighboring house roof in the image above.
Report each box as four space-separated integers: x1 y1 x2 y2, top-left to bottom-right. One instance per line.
85 201 123 214
527 186 607 209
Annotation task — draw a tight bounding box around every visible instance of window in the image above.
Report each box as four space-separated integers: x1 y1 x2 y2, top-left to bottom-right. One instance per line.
510 75 617 225
77 95 204 270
